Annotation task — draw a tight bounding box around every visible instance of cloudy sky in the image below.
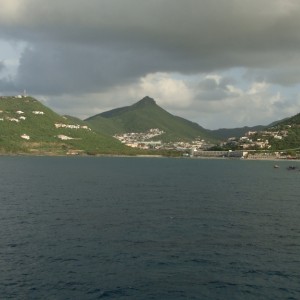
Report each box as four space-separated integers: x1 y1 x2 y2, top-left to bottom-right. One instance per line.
1 0 300 129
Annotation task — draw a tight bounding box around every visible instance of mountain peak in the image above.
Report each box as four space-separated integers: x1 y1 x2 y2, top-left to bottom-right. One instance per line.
135 96 156 106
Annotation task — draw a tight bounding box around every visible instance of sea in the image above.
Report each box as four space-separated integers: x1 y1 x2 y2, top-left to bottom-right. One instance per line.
0 156 299 300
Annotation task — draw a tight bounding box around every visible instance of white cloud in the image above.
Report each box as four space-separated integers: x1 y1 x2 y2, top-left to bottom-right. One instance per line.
205 75 222 85
188 76 295 129
247 82 269 95
226 85 243 97
138 73 193 108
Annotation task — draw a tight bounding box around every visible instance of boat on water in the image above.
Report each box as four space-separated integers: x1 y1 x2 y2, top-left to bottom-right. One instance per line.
274 165 279 168
287 166 298 170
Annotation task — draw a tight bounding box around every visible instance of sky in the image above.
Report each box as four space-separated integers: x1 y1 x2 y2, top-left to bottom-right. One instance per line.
1 0 300 129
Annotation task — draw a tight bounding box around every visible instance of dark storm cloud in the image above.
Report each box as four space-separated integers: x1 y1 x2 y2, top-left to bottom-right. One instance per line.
1 0 300 95
0 60 15 92
14 42 176 95
0 77 16 93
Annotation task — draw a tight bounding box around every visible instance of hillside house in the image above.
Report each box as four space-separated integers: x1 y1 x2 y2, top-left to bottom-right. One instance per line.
8 118 19 122
21 134 30 140
32 111 45 115
57 135 74 140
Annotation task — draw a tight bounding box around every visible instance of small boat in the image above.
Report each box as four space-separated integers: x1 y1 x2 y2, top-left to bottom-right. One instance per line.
274 165 279 168
287 166 297 170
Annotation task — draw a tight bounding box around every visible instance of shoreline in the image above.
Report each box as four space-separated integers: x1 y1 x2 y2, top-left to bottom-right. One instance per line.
1 152 300 162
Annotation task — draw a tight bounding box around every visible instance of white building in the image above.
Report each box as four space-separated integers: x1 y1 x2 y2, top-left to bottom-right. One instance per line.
21 134 30 140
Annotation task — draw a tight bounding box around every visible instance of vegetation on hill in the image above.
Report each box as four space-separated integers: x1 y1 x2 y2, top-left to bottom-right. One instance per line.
85 96 218 142
0 96 130 155
267 112 300 150
217 112 300 152
2 95 300 156
211 125 266 140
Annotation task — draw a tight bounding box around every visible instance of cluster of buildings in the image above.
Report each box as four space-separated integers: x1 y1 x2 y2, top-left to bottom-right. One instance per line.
223 128 290 150
113 128 165 149
169 139 214 152
0 109 45 123
111 123 297 157
54 123 91 130
0 94 27 99
113 128 212 151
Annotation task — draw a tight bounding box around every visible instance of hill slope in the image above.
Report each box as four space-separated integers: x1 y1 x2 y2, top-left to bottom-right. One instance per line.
85 96 217 142
0 96 127 155
211 125 267 140
266 112 300 150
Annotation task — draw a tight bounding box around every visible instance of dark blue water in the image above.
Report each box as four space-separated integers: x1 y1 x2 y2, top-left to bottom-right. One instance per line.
0 156 300 299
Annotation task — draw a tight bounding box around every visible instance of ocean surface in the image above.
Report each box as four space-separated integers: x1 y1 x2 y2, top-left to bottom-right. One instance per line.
0 156 300 300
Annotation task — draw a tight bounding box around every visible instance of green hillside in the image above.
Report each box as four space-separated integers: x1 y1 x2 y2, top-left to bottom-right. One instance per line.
0 96 128 155
85 96 217 142
267 112 300 150
272 112 300 126
211 125 267 140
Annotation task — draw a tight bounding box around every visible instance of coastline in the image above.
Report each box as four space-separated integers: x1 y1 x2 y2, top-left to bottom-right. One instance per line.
1 151 300 162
